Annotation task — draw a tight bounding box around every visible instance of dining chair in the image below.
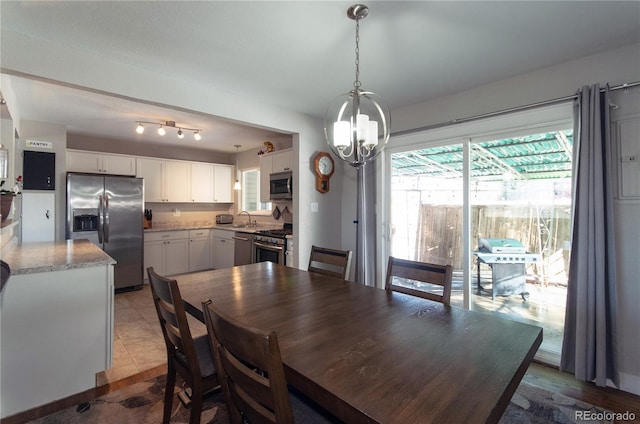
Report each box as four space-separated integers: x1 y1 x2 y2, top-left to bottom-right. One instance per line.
147 267 219 424
385 257 454 305
307 245 353 280
202 299 336 424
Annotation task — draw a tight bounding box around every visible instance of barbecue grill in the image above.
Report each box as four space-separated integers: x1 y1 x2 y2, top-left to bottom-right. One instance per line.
474 238 541 301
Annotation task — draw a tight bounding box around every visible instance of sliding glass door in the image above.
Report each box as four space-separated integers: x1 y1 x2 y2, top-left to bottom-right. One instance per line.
387 120 573 363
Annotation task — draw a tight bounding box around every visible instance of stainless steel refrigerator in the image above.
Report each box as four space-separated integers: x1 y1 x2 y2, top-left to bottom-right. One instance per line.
65 173 143 290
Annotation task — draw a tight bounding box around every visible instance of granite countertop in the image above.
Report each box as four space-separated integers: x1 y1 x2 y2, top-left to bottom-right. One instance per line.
1 239 116 275
144 223 283 234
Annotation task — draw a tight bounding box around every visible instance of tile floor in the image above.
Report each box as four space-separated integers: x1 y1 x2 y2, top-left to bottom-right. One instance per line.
97 283 206 386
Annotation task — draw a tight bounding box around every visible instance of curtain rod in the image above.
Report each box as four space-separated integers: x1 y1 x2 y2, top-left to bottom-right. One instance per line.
391 80 640 137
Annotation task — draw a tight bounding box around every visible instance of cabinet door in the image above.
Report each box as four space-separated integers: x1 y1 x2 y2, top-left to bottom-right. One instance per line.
144 240 166 276
213 165 233 203
272 151 292 172
67 151 101 173
259 156 273 203
190 163 214 202
137 158 165 202
165 161 191 203
102 154 136 176
165 239 189 275
189 237 211 271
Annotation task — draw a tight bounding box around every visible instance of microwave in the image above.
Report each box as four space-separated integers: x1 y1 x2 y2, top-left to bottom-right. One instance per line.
270 171 293 200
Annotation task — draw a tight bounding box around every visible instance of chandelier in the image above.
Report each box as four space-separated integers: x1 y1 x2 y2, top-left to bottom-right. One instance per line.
324 4 390 167
135 120 202 141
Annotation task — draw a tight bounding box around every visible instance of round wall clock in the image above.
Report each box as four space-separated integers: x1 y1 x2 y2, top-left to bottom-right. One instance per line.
313 152 334 193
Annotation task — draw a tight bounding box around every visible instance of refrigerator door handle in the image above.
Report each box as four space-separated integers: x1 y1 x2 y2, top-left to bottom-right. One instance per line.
98 195 104 243
104 195 110 243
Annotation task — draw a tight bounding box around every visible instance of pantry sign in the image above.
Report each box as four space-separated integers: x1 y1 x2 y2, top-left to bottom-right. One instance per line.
25 140 53 149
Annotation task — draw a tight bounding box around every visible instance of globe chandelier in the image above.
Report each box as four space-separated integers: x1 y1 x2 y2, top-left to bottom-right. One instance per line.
324 4 390 167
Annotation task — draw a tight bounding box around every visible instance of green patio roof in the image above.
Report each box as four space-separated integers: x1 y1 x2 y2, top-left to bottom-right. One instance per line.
391 130 573 180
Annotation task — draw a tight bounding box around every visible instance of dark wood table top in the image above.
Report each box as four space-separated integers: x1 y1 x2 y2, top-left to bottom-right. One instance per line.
176 262 542 424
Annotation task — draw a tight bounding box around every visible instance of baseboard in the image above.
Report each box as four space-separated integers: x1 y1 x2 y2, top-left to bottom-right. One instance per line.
617 371 640 396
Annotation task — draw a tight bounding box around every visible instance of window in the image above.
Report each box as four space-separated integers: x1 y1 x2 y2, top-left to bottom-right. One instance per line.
240 168 271 212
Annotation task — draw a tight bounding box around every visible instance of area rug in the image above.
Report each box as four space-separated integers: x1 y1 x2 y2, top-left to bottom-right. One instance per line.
28 375 612 423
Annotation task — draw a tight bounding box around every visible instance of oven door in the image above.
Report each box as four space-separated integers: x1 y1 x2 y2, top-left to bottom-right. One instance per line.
254 241 285 265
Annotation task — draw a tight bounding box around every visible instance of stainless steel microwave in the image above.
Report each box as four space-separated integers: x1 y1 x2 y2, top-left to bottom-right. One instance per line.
270 171 293 200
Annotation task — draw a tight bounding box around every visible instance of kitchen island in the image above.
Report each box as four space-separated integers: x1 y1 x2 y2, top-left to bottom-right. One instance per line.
0 239 116 419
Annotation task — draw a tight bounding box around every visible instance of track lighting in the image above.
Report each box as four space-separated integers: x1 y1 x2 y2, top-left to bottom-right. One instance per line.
135 120 202 140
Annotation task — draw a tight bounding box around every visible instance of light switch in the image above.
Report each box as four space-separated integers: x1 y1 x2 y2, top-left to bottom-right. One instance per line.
311 202 319 213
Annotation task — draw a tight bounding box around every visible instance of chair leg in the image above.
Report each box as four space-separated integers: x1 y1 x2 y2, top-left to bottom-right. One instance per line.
163 363 177 424
189 390 202 424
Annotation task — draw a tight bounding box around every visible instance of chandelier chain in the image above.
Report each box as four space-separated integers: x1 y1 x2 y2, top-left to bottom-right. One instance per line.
354 19 361 88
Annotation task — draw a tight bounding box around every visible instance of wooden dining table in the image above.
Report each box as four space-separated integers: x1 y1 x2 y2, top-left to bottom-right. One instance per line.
176 261 542 424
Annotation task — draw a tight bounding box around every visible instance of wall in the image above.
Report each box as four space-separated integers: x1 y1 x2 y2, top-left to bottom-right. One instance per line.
362 43 640 395
18 121 67 241
67 133 233 165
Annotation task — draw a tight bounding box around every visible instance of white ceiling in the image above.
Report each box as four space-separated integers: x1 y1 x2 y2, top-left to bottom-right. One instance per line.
1 1 639 153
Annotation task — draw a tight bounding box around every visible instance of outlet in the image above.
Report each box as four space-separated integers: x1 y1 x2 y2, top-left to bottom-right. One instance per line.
311 202 319 213
172 208 181 217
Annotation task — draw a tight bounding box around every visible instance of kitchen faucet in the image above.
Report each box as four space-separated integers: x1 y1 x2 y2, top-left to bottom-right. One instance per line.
238 211 254 227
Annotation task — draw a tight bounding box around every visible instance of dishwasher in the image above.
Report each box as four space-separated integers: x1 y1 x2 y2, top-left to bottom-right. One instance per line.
233 232 254 266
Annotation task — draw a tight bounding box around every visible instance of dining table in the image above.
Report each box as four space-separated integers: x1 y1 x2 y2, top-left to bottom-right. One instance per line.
175 261 542 424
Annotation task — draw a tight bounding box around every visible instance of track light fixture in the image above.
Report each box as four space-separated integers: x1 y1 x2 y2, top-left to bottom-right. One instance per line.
135 120 203 140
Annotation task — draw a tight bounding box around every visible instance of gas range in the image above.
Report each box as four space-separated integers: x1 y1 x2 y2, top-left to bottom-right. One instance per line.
254 224 292 246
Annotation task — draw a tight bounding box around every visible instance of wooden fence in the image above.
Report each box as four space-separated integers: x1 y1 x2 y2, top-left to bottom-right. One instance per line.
415 204 572 284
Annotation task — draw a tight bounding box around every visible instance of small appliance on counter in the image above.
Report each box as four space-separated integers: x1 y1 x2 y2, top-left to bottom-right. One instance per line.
216 214 234 225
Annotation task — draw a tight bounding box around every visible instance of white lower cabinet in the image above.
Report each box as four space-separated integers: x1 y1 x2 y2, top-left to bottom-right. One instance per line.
0 264 114 418
211 229 235 269
189 229 211 271
144 231 189 277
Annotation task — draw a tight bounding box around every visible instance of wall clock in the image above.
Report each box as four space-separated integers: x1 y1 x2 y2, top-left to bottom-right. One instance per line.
313 152 334 193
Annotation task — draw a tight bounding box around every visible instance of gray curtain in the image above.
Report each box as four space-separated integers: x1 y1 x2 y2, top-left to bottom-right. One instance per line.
560 84 619 387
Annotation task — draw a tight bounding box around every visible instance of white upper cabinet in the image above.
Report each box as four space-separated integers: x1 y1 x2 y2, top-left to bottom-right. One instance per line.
213 164 233 203
67 150 136 176
190 163 214 203
272 150 292 173
137 158 190 203
70 150 233 204
260 149 292 202
137 157 165 202
165 161 190 203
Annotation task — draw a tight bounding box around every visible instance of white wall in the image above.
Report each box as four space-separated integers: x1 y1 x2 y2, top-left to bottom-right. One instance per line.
1 28 344 269
356 43 640 395
18 121 67 241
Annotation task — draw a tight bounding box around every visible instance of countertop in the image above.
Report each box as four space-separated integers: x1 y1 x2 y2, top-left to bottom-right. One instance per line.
144 223 284 234
1 239 116 275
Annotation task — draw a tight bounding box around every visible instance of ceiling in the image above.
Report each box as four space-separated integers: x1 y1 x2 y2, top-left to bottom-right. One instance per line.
1 1 638 153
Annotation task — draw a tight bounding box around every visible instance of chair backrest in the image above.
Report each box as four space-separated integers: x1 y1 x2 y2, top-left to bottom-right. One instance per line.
147 267 200 379
385 257 453 305
202 299 294 424
308 245 353 280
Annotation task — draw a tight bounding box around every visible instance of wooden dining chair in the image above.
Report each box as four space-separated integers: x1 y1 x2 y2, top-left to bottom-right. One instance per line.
385 257 454 305
147 267 219 424
202 299 336 424
308 245 353 280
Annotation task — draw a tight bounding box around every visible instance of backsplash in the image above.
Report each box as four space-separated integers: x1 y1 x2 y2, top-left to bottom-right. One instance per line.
144 201 293 228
